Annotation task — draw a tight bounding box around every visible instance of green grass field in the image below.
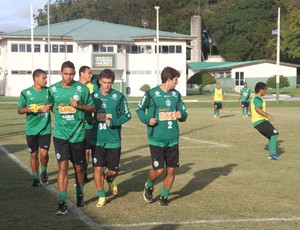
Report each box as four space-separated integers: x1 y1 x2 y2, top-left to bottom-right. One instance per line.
1 97 300 229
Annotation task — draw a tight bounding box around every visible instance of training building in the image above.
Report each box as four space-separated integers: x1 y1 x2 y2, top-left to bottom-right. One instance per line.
187 60 299 92
0 18 194 96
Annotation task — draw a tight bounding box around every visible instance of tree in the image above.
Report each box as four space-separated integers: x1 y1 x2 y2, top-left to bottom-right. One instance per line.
187 71 216 94
266 75 290 89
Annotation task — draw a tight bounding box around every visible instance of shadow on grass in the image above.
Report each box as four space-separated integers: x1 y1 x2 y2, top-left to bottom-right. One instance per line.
170 163 238 203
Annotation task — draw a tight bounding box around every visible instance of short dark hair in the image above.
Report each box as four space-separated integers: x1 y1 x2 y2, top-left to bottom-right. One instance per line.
161 66 180 83
61 61 75 71
96 69 115 88
32 69 46 80
79 66 91 76
255 82 267 93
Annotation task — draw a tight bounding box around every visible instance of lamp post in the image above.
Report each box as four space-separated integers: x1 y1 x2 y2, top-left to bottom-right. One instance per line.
154 6 160 85
276 7 280 104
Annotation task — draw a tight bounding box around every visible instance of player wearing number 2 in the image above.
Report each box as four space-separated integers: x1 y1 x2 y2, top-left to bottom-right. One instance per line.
90 69 131 208
136 66 188 206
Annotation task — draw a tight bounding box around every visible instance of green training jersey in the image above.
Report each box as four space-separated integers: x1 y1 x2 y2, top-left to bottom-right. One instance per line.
90 88 131 148
47 81 94 143
240 87 251 102
18 86 51 135
136 86 188 147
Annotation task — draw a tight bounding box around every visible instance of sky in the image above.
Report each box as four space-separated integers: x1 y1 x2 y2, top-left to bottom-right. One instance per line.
0 0 47 32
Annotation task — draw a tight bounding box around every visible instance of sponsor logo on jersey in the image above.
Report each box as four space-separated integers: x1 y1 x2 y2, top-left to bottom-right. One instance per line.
155 91 161 97
26 90 32 95
159 111 177 121
58 105 76 114
112 94 118 100
93 93 99 98
77 86 82 91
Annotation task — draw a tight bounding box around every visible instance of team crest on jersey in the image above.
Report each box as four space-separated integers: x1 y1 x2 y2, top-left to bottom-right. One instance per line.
172 91 177 97
165 99 171 107
155 91 161 97
73 94 80 101
26 90 32 95
51 86 57 92
112 94 117 100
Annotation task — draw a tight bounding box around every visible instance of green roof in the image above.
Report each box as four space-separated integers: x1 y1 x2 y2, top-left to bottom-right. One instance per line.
4 18 193 42
188 61 255 71
188 60 300 71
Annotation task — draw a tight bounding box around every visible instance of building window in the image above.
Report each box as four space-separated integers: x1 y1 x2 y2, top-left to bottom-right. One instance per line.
34 45 40 52
52 45 58 53
19 44 26 52
235 72 244 86
60 45 66 53
11 44 18 52
93 44 114 53
67 45 73 53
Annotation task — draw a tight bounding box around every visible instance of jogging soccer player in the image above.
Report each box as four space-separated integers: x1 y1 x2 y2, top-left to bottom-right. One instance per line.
90 69 131 208
251 82 280 160
211 82 224 119
239 82 251 118
17 69 51 187
136 66 188 206
47 61 95 215
78 65 96 182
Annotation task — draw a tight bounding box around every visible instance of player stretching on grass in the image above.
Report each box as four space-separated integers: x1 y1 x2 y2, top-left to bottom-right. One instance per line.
136 66 188 206
251 82 280 160
90 69 131 207
47 61 95 215
17 69 51 187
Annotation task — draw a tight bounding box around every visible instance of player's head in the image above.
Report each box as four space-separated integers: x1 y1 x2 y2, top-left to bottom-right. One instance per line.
255 82 267 94
161 67 180 84
243 82 247 87
79 66 92 84
60 61 75 86
216 82 220 89
97 69 115 93
32 69 47 87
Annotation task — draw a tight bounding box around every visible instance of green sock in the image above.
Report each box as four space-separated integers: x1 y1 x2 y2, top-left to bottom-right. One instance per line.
33 172 39 179
242 108 245 116
97 189 106 198
216 110 220 117
246 108 249 115
146 179 153 188
269 135 278 155
161 186 170 198
59 191 67 202
214 109 217 116
40 165 47 173
76 184 84 196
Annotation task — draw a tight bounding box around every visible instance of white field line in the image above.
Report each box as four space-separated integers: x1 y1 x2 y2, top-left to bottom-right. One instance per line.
124 125 231 148
2 145 300 228
180 136 230 148
0 145 101 230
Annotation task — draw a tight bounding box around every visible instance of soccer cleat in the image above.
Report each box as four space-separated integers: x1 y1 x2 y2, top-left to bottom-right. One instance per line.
158 196 169 206
213 115 217 119
96 197 106 208
107 181 118 195
268 153 280 161
40 171 49 185
32 178 40 187
143 183 154 203
76 194 87 207
56 201 68 215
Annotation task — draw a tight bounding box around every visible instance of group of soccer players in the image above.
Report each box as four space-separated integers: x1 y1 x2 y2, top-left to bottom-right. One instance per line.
18 62 188 215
